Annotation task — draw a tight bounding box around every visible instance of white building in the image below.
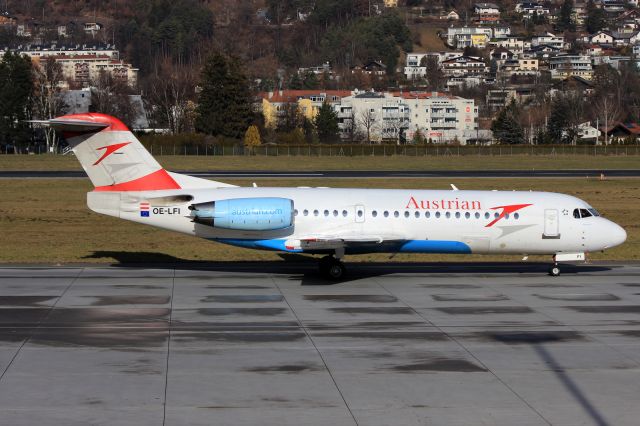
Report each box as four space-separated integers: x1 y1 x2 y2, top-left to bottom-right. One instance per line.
446 27 493 48
549 55 593 80
334 92 410 142
333 91 478 144
531 32 566 50
7 44 137 87
399 92 478 144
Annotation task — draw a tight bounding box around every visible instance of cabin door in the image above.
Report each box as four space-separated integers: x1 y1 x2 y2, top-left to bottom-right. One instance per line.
543 209 560 239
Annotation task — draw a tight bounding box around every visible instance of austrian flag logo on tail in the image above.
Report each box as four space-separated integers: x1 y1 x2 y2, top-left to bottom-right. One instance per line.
140 202 150 217
485 204 532 227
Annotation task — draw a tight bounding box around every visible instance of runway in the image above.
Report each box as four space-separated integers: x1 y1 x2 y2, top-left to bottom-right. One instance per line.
1 262 640 425
3 169 640 179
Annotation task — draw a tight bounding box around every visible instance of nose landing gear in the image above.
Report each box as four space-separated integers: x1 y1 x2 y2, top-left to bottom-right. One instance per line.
549 263 561 277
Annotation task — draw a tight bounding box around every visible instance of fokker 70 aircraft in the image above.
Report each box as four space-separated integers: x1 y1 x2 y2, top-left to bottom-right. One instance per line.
39 113 627 279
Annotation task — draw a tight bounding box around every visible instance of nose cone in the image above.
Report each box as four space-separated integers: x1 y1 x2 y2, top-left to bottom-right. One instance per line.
607 222 627 249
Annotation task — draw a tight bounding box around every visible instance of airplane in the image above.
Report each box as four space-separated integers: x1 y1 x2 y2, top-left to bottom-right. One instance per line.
38 113 627 280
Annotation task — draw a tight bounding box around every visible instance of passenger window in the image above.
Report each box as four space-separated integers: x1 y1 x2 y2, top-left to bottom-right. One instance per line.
372 210 378 218
485 212 490 219
324 210 329 216
505 213 509 219
394 211 399 218
445 212 451 218
404 211 410 218
314 210 319 216
342 210 348 217
426 211 431 218
514 213 519 219
494 212 499 219
357 210 363 218
333 210 338 217
455 212 460 218
414 211 420 218
294 209 298 216
384 211 389 217
435 211 441 218
465 212 470 219
303 209 309 216
475 212 480 219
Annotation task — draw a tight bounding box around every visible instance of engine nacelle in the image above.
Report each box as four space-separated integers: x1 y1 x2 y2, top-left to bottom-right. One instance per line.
189 197 294 231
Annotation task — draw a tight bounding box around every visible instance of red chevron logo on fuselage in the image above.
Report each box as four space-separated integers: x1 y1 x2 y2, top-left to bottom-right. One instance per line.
93 142 131 165
485 204 533 227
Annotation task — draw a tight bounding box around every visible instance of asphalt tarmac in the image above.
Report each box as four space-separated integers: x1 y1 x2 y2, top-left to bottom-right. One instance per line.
1 262 639 426
2 169 640 179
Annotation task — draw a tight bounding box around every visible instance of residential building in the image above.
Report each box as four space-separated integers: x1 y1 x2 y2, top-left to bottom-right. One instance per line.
398 92 478 144
549 55 593 80
10 43 120 60
515 2 550 17
531 32 566 50
404 51 464 79
6 44 138 87
489 37 526 53
256 90 350 129
575 122 602 143
445 27 493 48
474 3 501 22
334 91 410 142
384 0 398 7
589 31 615 45
499 58 539 77
441 55 488 78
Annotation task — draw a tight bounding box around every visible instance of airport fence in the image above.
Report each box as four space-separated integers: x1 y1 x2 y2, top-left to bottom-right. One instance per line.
141 144 640 157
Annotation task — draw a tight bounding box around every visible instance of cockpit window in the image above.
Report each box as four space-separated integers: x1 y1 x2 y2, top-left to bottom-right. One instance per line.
588 208 600 217
574 208 594 219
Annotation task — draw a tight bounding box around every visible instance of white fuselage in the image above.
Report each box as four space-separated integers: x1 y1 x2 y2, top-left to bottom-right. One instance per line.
88 187 627 256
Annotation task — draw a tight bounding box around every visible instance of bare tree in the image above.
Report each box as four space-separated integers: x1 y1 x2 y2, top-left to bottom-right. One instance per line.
357 108 378 144
383 117 408 144
147 63 197 133
90 71 136 128
32 57 67 152
343 108 359 142
592 94 621 145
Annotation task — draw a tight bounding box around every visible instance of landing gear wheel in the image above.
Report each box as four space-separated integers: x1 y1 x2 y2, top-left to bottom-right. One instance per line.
318 256 346 280
549 265 561 277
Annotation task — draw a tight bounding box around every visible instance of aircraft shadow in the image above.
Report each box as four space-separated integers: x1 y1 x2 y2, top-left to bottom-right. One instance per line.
83 251 614 285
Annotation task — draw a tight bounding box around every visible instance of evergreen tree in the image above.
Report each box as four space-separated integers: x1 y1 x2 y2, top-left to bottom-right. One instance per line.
195 53 253 139
585 0 606 34
558 0 575 32
314 102 339 143
491 101 525 144
289 73 303 89
0 52 33 151
302 72 319 89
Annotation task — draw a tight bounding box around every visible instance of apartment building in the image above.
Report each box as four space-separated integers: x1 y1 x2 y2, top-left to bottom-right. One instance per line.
549 55 594 80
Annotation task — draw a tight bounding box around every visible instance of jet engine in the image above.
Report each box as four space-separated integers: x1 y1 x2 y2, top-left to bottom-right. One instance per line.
189 197 294 231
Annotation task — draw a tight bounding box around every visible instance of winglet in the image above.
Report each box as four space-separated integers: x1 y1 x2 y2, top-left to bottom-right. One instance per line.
451 184 459 191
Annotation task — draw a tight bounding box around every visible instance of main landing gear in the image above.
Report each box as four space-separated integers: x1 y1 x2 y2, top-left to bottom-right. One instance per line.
318 255 347 280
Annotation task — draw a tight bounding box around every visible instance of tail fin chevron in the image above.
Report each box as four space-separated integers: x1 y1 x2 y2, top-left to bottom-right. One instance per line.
47 113 181 191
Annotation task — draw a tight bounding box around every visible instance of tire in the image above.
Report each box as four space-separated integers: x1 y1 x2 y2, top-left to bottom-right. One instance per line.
549 266 561 277
326 261 346 281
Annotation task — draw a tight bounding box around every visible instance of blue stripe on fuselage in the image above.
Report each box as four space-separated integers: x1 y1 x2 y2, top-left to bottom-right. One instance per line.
214 239 472 254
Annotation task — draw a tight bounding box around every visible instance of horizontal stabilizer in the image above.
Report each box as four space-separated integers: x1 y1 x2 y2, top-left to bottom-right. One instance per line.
29 119 110 133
